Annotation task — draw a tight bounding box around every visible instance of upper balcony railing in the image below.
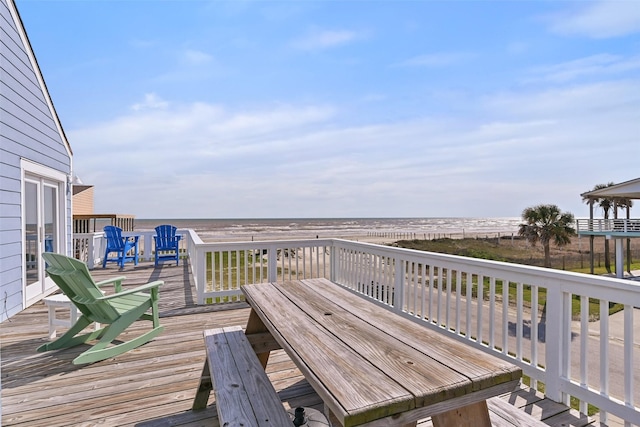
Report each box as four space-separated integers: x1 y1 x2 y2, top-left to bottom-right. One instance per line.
73 230 640 426
577 218 640 236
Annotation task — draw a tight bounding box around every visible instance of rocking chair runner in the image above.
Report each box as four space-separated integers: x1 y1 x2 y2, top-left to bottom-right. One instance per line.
103 225 139 268
39 253 164 365
154 225 181 266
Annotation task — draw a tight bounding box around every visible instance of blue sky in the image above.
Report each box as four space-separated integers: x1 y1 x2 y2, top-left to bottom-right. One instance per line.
17 0 640 219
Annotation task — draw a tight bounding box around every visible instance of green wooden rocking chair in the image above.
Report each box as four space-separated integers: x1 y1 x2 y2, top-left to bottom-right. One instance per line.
39 253 164 365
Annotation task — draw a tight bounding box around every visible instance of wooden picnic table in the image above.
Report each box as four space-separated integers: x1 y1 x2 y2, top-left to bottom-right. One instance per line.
241 278 522 427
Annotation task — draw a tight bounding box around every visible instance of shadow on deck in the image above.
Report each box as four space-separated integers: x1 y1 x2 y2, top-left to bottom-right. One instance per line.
0 261 596 427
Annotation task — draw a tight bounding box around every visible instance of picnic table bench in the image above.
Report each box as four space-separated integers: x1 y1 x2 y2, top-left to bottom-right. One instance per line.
192 325 292 426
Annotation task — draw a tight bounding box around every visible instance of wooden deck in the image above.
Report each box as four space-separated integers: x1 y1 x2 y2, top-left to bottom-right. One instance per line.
1 261 596 427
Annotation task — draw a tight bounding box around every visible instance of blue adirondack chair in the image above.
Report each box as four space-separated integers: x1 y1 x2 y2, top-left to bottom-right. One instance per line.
103 225 139 268
40 253 163 365
154 225 181 266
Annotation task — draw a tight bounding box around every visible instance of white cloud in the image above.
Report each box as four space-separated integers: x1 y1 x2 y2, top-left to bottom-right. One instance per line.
182 49 213 65
71 99 337 184
291 29 362 50
70 71 640 218
486 79 640 120
130 93 169 111
525 54 640 83
548 0 640 38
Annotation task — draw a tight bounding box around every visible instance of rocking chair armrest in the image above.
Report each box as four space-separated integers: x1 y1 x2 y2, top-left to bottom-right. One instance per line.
97 280 164 300
95 276 126 293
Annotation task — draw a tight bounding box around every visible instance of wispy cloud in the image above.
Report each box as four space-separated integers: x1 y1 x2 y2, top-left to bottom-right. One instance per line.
524 54 640 83
130 93 169 111
547 0 640 38
393 52 476 68
74 98 336 172
182 49 213 65
70 73 639 218
290 29 363 50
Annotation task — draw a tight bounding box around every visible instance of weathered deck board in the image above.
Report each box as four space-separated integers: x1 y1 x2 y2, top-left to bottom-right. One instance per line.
1 261 593 426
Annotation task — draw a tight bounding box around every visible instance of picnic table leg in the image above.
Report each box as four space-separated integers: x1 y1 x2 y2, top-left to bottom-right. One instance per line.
192 358 212 410
245 308 271 369
431 400 491 427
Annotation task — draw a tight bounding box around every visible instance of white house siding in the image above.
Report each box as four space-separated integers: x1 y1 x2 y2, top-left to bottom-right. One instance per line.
1 0 72 320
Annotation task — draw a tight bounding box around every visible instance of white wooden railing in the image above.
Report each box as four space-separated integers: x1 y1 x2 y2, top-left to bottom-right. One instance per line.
577 218 640 234
73 230 640 426
330 240 640 426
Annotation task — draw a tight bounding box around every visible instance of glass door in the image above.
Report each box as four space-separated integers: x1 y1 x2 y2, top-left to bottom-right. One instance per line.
24 175 59 303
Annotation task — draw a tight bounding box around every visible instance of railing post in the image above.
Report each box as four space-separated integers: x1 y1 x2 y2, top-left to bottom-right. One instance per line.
544 286 568 403
196 248 206 304
330 241 337 283
143 233 153 262
87 235 96 269
85 232 103 269
268 244 278 282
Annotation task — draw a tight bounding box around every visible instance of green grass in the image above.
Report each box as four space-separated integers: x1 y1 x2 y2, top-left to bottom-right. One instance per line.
572 261 640 275
397 237 537 263
205 250 267 303
203 250 301 303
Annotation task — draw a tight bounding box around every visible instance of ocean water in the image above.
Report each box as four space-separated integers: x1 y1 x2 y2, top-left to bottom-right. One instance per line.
135 217 522 242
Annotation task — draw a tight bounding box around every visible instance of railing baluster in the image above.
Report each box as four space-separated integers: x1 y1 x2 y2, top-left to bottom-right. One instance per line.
600 299 610 424
415 262 420 315
420 263 427 320
624 304 633 427
466 273 472 340
455 270 462 334
530 284 539 391
428 266 435 324
516 282 523 360
502 280 509 356
580 294 589 415
477 274 484 345
226 250 232 292
489 277 495 350
446 269 452 330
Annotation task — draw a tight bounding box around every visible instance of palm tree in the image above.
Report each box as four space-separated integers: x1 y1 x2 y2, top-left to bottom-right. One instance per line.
518 204 576 268
582 183 615 273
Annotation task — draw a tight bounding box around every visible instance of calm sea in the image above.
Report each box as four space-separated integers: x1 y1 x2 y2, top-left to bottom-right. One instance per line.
134 218 522 242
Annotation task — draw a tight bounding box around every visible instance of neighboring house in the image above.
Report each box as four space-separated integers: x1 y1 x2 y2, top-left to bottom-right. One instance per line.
1 0 73 321
578 177 640 278
73 184 95 215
